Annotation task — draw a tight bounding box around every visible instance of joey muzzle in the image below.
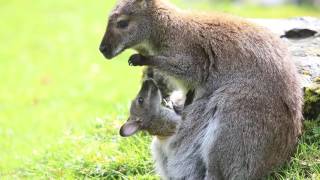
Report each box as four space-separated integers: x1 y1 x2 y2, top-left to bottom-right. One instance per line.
119 119 142 137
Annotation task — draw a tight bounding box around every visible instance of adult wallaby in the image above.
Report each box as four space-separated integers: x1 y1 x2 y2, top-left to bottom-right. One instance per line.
100 0 303 179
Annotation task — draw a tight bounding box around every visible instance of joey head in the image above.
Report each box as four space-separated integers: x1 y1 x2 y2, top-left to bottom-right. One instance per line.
120 79 180 137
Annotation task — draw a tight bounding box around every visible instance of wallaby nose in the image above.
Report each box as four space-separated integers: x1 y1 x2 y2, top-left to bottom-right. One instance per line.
99 44 107 53
99 41 114 59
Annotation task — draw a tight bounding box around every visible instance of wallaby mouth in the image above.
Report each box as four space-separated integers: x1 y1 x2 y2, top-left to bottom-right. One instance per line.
99 44 114 60
101 52 114 60
99 43 126 60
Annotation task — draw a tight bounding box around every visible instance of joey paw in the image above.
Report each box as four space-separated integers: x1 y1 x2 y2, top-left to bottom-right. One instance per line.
128 54 148 66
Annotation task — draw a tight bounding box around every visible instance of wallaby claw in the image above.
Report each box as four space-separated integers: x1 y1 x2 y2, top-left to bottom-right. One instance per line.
128 54 147 66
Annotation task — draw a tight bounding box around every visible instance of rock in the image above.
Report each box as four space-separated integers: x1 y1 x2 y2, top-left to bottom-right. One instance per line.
304 85 320 120
281 28 317 39
251 17 320 120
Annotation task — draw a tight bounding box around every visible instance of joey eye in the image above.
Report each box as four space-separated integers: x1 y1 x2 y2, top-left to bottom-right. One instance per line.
138 97 144 105
117 20 129 29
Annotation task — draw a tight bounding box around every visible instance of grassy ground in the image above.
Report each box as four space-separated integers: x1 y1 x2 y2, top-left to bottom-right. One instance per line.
0 0 319 179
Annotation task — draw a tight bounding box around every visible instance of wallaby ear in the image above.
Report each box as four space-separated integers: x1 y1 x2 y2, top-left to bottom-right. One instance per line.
146 79 159 92
120 120 140 137
140 79 156 93
139 79 158 96
144 79 158 89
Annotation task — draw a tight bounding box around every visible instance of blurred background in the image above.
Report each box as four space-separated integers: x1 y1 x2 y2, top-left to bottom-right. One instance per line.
187 0 320 6
0 0 319 178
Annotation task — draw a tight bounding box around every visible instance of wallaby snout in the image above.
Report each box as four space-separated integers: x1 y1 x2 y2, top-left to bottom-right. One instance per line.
99 42 112 59
120 78 165 137
99 31 123 59
119 118 142 137
100 0 154 59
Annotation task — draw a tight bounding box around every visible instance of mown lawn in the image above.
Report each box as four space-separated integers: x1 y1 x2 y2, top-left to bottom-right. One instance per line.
0 0 319 179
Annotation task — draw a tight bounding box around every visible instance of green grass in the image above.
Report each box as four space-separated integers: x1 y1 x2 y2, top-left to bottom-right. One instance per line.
0 0 319 179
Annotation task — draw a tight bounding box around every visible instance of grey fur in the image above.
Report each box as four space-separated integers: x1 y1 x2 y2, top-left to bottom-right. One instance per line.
120 79 181 137
142 67 177 100
142 67 191 114
101 0 303 179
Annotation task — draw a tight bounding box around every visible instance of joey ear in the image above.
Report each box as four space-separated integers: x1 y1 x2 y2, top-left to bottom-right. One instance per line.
146 79 159 92
139 78 154 92
143 79 158 88
120 120 141 137
139 79 158 95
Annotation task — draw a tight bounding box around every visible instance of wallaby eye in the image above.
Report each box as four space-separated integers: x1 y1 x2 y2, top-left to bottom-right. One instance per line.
117 20 129 29
138 97 144 105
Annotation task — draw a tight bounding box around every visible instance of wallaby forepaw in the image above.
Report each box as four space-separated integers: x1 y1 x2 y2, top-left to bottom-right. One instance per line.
129 54 147 66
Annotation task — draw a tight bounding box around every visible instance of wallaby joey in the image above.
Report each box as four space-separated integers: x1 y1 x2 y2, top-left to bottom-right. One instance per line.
120 79 181 137
100 0 303 179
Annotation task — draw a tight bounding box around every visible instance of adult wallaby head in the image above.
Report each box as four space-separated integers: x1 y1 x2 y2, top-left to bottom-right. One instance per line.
99 0 157 59
120 79 161 137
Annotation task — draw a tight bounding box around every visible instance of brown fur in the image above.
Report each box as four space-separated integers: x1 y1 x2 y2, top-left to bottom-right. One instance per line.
100 0 303 179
